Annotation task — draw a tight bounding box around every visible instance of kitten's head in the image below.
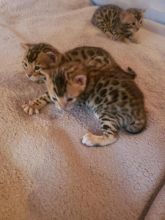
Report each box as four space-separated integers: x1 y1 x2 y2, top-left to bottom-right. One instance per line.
120 8 145 33
44 62 87 109
21 43 62 83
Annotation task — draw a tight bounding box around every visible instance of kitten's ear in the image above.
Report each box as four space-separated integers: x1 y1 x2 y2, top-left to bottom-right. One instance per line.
21 43 34 50
140 9 146 14
46 51 56 62
140 8 146 13
120 11 128 21
73 75 87 87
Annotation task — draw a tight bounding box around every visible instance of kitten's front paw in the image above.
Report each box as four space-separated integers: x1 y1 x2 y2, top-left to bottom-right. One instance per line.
22 101 40 115
105 32 117 41
129 37 139 44
105 32 113 39
122 38 130 44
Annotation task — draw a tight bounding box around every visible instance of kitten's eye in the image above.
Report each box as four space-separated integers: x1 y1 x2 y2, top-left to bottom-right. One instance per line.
35 65 40 71
67 97 73 102
132 22 135 25
23 62 28 68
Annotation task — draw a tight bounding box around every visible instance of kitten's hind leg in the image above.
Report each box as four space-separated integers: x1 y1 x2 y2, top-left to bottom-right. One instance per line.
82 115 119 147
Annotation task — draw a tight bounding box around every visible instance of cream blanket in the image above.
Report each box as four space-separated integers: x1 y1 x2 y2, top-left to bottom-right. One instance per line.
0 0 165 219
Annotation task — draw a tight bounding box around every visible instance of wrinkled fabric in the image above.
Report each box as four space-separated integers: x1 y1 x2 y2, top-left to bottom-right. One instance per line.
0 0 165 219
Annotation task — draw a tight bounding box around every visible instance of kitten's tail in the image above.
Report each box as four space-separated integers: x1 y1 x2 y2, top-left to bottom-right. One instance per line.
127 67 137 79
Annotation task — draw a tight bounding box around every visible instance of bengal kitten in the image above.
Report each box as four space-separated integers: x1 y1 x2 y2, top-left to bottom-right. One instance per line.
92 4 144 43
22 43 62 83
22 43 118 83
32 62 146 147
22 43 135 115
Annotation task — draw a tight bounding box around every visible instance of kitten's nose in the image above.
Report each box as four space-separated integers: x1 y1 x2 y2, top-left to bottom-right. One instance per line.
26 72 33 78
62 102 68 108
59 101 68 109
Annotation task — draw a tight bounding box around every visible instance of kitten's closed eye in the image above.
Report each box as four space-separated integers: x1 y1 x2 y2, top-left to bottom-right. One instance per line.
23 62 28 68
52 96 57 101
67 97 73 102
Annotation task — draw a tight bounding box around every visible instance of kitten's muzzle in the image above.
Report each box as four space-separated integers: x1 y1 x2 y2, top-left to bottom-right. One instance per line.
26 72 33 78
26 72 41 83
58 100 72 110
59 102 68 109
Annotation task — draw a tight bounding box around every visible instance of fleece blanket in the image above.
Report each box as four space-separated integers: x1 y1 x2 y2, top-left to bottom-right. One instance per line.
146 184 165 220
0 0 165 219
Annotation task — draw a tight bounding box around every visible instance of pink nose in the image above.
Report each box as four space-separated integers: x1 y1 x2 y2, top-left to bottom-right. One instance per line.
59 101 68 109
26 72 32 77
62 103 68 108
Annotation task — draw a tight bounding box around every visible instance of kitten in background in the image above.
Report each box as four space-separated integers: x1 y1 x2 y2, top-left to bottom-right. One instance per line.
92 4 145 43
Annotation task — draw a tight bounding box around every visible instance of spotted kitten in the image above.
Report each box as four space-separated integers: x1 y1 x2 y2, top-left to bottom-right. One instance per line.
22 43 117 83
22 43 135 115
38 62 146 147
22 43 62 83
92 4 144 43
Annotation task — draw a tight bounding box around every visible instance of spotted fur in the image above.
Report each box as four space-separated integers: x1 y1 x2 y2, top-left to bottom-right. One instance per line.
22 43 136 114
22 43 62 83
92 4 144 43
41 62 147 147
22 43 119 83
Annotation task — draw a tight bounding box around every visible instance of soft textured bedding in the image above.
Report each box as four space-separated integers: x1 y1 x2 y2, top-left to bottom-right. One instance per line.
0 0 165 219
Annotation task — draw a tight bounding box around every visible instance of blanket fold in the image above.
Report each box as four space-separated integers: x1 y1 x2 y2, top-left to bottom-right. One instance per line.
0 0 165 219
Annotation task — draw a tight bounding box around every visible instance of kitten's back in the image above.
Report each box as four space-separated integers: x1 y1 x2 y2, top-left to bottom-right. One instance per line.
92 4 122 26
64 46 117 69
